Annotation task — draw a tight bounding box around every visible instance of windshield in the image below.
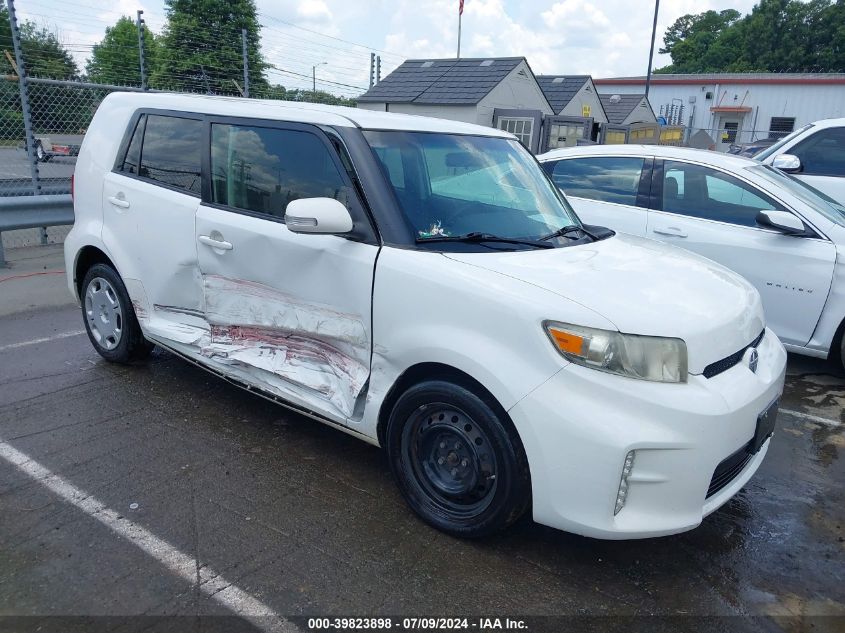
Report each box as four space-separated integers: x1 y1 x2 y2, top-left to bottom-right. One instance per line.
363 130 580 244
749 164 845 226
753 124 813 161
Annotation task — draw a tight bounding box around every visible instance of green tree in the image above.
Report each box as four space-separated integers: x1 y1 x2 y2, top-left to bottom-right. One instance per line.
152 0 267 93
657 9 742 73
657 0 845 73
86 16 159 86
0 5 78 79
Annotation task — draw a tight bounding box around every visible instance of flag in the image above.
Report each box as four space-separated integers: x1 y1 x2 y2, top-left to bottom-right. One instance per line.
459 0 464 15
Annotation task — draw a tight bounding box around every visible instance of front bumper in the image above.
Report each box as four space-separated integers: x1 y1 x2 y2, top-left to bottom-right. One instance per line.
509 327 786 539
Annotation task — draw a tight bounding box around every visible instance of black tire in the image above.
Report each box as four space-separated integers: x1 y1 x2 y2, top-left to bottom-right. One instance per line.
386 380 531 538
80 263 153 363
35 141 46 162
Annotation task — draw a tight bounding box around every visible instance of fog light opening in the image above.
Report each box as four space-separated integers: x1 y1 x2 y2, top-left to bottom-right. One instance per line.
614 450 636 516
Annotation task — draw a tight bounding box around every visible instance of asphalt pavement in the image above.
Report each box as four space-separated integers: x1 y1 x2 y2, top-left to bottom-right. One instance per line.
0 245 843 633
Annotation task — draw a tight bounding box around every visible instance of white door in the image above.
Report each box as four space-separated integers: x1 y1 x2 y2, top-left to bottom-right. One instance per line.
101 112 205 338
194 119 379 423
543 156 650 236
717 115 743 152
648 159 836 347
787 125 845 203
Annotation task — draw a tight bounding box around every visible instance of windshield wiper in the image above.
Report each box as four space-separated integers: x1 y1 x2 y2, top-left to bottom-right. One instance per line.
416 232 555 249
540 224 598 242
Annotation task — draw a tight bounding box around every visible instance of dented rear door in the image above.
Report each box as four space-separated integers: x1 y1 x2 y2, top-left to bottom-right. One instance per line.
193 119 378 423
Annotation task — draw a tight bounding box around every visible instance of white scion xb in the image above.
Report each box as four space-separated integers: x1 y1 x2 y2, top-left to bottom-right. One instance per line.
66 93 785 539
538 144 845 371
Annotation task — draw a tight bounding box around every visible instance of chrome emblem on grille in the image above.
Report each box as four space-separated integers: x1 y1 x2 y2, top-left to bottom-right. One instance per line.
743 347 759 373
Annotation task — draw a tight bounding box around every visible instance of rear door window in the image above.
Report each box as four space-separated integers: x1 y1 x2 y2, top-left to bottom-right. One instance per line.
210 123 350 219
660 160 784 227
546 157 645 206
138 114 202 194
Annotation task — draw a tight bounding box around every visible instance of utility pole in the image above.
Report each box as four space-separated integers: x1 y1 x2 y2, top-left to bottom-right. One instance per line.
136 10 147 90
312 61 326 93
7 0 41 198
369 53 375 88
376 56 381 83
241 28 250 98
645 0 660 99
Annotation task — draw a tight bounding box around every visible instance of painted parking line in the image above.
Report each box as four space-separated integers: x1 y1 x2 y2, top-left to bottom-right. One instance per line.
0 329 85 353
780 408 842 428
0 440 299 633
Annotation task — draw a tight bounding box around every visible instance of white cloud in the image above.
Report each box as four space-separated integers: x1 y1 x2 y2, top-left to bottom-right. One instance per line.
296 0 333 22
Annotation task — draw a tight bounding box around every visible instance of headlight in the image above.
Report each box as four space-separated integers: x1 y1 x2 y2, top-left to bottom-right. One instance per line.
544 321 688 383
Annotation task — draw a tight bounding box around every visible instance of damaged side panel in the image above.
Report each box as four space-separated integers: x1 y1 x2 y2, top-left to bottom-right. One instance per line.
187 205 378 423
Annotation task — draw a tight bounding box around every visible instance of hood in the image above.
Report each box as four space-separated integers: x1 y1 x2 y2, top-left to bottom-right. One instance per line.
445 233 764 375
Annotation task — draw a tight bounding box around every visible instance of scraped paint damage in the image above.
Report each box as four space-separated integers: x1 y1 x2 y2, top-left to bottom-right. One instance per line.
143 274 370 418
201 324 369 417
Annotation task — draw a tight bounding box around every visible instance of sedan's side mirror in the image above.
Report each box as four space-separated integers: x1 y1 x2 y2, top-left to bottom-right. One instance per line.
285 197 353 234
772 153 802 173
756 209 807 236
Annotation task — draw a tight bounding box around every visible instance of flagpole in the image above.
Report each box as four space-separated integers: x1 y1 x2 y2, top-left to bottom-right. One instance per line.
457 10 462 58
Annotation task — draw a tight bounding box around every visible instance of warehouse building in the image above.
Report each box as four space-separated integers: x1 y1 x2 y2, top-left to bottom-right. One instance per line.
594 73 845 151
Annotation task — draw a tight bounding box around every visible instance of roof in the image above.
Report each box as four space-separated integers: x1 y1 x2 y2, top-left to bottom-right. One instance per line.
599 93 651 124
357 57 526 105
535 75 591 113
101 91 513 137
537 143 762 171
595 73 845 86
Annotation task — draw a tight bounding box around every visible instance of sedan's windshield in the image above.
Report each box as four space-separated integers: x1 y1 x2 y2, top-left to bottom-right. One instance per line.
753 124 813 161
750 164 845 226
363 130 580 244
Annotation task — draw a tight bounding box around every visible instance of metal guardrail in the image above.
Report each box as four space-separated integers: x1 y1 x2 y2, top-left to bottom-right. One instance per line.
0 194 73 266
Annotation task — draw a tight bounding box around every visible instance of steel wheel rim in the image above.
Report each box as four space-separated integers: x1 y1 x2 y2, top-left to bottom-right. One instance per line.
84 277 123 351
401 403 498 517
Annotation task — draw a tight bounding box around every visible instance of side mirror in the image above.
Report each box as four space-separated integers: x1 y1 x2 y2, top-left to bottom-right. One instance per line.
285 197 353 234
772 153 802 173
756 210 807 236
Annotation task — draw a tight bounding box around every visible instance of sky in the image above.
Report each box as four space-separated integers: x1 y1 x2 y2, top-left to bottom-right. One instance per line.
14 0 764 95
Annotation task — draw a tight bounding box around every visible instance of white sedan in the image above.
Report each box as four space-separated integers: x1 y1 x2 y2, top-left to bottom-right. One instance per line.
538 144 845 369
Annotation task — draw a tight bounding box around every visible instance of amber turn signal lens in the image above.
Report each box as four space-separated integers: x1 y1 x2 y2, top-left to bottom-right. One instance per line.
549 328 586 356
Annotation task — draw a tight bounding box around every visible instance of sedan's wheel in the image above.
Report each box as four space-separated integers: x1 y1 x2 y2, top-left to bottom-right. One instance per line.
387 380 530 538
85 276 123 351
35 142 45 162
81 263 153 363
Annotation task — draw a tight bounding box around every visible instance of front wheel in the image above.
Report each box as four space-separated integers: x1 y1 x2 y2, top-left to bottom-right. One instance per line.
386 380 531 538
81 263 153 363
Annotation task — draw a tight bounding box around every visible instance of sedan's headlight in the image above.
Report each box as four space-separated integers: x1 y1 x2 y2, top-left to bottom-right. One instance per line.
544 321 688 383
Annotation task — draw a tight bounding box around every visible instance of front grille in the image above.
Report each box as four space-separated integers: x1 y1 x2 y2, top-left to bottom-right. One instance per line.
707 445 753 498
703 329 765 379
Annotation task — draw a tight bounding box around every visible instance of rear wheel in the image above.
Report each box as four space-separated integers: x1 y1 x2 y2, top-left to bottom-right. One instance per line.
81 263 153 363
386 380 530 538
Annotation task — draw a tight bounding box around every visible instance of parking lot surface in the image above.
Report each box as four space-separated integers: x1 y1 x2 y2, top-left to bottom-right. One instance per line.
0 246 843 632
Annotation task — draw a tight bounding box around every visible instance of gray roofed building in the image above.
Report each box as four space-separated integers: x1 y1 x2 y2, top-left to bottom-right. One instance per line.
358 57 527 105
599 93 657 125
536 75 590 113
535 75 608 123
357 57 554 153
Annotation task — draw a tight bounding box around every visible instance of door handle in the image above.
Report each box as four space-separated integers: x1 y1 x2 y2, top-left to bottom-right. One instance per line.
653 226 688 238
198 234 233 250
107 195 130 209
